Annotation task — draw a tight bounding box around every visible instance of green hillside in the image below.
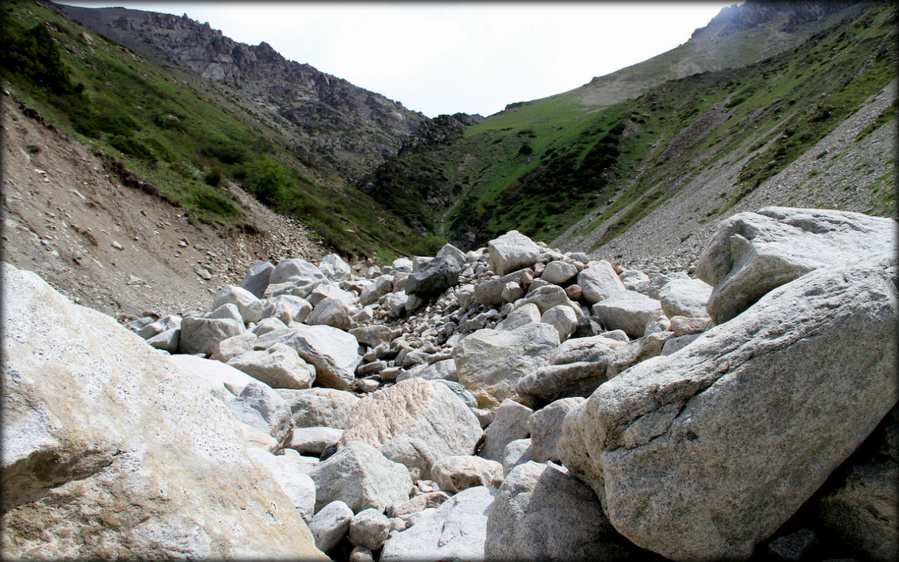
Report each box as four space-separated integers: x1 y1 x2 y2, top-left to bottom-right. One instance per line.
363 1 896 250
0 0 439 260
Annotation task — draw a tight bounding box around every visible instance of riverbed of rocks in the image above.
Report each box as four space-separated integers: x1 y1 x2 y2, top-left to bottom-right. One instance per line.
3 207 897 561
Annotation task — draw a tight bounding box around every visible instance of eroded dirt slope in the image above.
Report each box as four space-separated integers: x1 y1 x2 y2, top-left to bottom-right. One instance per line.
2 93 325 322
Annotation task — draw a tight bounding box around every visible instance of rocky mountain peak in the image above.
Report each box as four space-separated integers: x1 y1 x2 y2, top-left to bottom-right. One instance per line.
53 2 434 182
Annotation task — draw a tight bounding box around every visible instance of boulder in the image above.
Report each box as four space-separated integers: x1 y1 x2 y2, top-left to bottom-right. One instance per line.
359 275 393 306
308 283 358 308
405 255 462 296
578 261 627 304
270 258 326 286
227 343 315 390
695 207 897 324
485 462 646 561
246 448 317 522
308 441 412 514
212 285 264 324
541 260 578 285
517 284 581 317
502 439 534 477
339 379 482 480
656 278 713 319
226 381 294 450
480 399 533 462
262 324 360 390
319 254 353 282
488 230 540 275
306 297 353 331
309 500 354 553
497 302 541 331
288 427 344 457
380 486 496 562
179 314 244 356
349 324 395 348
475 268 533 306
528 397 585 463
146 326 180 353
431 379 476 407
277 387 360 429
592 291 664 338
558 253 898 561
239 260 274 298
432 455 504 494
209 332 258 363
169 353 257 400
541 304 578 341
263 295 312 324
349 508 390 551
453 323 560 408
0 264 324 560
436 242 467 265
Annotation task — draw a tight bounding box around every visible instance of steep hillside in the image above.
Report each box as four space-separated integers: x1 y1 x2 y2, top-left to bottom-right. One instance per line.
52 2 432 183
362 0 895 254
1 0 443 260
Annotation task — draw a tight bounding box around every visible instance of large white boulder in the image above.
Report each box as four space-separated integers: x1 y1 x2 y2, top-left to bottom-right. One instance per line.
577 260 626 304
380 486 497 562
453 323 560 408
260 324 361 390
227 343 316 390
695 207 897 323
558 253 898 561
277 387 360 429
488 231 540 275
339 379 482 480
0 264 325 560
592 291 664 338
212 285 264 324
308 441 412 514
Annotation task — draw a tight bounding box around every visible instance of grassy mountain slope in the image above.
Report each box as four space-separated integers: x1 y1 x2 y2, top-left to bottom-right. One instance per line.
363 1 895 251
1 0 438 260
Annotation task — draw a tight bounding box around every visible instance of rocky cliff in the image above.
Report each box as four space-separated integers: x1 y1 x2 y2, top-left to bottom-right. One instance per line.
52 2 432 182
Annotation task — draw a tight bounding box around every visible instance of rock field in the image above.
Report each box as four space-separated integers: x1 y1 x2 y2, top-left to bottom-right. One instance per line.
2 207 897 561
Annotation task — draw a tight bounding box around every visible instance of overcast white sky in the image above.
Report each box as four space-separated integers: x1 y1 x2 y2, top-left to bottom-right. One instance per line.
60 2 736 117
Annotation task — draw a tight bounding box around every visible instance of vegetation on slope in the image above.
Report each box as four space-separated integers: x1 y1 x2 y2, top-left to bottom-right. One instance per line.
1 0 440 260
363 2 896 251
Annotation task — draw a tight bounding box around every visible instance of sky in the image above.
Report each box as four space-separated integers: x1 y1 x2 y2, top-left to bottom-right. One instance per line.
60 2 737 118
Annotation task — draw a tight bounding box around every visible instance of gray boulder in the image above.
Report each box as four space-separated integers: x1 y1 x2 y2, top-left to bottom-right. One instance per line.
480 399 533 462
306 297 353 331
405 255 462 296
210 332 258 363
339 379 482 480
213 285 264 324
349 508 390 550
453 323 560 408
485 462 646 561
309 500 354 553
270 258 326 286
592 291 664 338
695 207 897 324
541 260 578 285
578 261 626 304
497 302 541 331
263 324 361 390
558 253 897 561
542 304 578 341
169 353 258 400
380 486 496 562
656 278 713 319
308 441 413 514
288 426 344 457
432 455 504 494
488 230 540 275
528 397 585 463
246 448 317 522
239 260 274 298
226 381 295 450
277 387 360 429
319 254 353 282
227 343 315 389
502 438 534 477
0 264 324 560
179 314 245 356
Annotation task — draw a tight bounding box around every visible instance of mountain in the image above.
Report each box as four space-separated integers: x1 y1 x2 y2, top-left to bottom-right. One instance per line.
52 2 434 183
359 0 896 256
1 0 451 261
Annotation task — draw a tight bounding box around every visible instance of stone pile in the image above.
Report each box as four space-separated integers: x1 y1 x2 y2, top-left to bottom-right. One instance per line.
3 207 896 561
